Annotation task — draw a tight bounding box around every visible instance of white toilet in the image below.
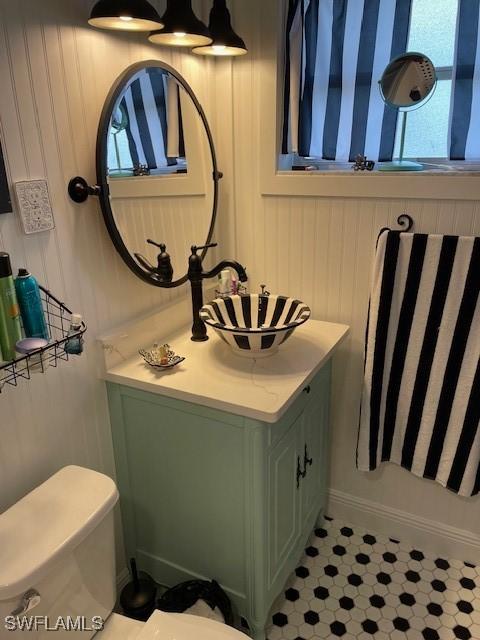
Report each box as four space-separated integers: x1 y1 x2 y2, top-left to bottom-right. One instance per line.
0 466 248 639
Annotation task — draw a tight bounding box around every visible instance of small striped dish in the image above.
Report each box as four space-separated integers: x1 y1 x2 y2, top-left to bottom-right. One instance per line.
200 294 311 357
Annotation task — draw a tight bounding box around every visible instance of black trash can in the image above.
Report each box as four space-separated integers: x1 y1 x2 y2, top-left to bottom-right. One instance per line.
157 579 234 627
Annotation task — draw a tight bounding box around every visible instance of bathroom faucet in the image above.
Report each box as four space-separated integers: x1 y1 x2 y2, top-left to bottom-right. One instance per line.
134 239 174 283
188 243 248 342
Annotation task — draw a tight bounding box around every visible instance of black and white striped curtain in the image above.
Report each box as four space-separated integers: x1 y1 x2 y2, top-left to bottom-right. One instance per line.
118 69 185 170
282 0 413 162
449 0 480 160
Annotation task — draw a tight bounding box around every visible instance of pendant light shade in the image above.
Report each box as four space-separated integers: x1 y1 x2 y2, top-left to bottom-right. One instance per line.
148 0 212 47
192 0 247 57
88 0 164 31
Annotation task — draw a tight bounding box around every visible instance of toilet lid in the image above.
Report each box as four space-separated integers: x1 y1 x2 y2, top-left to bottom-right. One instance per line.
136 611 249 640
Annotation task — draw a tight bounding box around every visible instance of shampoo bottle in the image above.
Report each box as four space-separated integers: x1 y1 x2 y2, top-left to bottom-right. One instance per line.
0 253 23 361
15 269 49 340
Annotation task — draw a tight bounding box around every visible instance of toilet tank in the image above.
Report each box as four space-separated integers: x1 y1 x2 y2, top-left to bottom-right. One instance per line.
0 466 119 640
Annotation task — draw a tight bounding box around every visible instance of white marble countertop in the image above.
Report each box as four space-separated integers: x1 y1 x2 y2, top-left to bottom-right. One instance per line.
104 319 349 423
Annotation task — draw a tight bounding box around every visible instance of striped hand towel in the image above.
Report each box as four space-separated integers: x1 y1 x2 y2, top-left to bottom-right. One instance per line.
357 231 480 497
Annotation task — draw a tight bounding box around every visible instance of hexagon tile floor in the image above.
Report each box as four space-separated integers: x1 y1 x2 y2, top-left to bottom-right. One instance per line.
266 517 479 640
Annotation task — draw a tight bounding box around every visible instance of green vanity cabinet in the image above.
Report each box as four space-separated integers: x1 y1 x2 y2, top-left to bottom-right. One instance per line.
107 360 332 640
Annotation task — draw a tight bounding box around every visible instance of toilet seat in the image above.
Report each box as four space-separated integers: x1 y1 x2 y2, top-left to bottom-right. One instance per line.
137 610 248 639
96 613 143 640
97 611 248 640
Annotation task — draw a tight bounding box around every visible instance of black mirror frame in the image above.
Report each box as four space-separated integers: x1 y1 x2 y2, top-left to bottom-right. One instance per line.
95 60 221 288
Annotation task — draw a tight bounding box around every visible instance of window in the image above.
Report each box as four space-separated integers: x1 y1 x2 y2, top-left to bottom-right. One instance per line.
393 0 457 160
108 105 135 173
107 119 188 177
280 0 480 171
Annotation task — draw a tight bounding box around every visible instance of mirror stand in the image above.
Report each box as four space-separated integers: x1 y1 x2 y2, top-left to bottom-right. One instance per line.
378 112 424 172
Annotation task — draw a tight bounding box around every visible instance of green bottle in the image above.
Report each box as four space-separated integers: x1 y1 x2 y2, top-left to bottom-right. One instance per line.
0 253 22 361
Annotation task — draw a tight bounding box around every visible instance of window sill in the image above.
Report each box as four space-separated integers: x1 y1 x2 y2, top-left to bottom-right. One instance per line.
260 168 480 200
282 159 480 175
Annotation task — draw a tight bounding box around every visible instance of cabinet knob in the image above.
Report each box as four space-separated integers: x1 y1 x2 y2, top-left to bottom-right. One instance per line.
303 385 311 394
296 456 306 489
303 444 313 472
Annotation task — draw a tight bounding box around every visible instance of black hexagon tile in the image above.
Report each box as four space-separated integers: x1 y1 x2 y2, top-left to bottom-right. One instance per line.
285 588 299 602
339 596 354 610
376 571 391 585
266 517 479 640
294 566 309 579
427 602 443 616
400 592 416 607
361 618 379 634
333 544 347 556
348 573 363 587
303 610 319 626
457 600 474 614
330 620 347 636
313 585 329 600
355 553 370 565
324 564 339 577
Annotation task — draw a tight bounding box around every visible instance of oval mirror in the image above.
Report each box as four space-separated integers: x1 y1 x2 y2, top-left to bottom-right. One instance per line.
379 52 436 110
96 60 219 287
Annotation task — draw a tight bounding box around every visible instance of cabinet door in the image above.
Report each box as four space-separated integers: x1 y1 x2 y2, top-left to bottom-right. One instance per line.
267 414 303 588
112 389 246 594
301 368 331 531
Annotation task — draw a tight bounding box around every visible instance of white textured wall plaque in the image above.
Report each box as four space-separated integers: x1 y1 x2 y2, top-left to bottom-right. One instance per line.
14 179 55 234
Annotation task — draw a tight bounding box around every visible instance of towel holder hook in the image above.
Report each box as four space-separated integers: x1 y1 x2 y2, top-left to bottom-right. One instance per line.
379 213 414 238
397 214 414 232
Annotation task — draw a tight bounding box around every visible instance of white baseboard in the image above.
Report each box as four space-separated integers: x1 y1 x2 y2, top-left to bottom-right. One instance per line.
327 489 480 565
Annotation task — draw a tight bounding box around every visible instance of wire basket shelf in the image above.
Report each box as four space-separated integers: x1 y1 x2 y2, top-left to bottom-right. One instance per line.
0 286 87 392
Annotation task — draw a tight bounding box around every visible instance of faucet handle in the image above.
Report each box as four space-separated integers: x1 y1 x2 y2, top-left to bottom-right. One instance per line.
260 284 271 296
191 242 218 255
147 239 165 250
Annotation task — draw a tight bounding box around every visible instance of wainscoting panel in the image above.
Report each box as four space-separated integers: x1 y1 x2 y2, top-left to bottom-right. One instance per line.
0 0 219 574
225 0 480 560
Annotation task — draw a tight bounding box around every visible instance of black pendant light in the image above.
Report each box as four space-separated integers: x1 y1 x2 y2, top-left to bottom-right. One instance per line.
148 0 212 47
193 0 247 57
88 0 164 31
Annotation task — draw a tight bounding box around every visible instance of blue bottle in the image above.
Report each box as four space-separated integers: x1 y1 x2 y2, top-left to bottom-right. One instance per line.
65 313 84 355
15 269 49 340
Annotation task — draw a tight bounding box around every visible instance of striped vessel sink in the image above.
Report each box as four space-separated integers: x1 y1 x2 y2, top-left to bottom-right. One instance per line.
200 294 311 357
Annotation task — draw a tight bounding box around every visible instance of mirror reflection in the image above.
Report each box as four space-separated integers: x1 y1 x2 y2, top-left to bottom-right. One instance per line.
380 53 436 109
107 68 188 177
101 62 216 286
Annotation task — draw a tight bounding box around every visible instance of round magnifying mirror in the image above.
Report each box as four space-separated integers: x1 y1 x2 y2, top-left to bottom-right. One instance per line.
96 60 219 287
379 52 437 171
380 52 436 109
